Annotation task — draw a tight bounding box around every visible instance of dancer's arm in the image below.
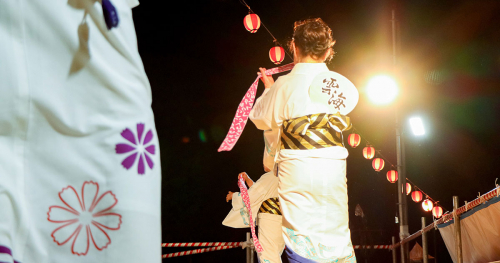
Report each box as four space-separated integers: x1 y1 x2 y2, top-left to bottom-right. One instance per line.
250 68 286 131
225 172 254 202
258 67 274 89
226 191 234 202
240 172 254 188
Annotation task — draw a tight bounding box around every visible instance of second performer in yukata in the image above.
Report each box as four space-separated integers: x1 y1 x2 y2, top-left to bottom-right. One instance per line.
223 131 285 263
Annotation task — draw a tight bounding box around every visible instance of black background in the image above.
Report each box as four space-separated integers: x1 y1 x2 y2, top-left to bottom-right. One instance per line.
133 0 500 262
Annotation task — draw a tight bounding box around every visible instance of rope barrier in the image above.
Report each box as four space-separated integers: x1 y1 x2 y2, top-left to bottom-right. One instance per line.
162 185 500 257
391 186 500 250
162 242 243 248
161 241 393 259
353 245 392 249
162 245 239 258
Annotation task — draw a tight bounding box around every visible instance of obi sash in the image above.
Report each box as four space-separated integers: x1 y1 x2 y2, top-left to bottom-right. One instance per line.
259 197 282 215
281 113 351 150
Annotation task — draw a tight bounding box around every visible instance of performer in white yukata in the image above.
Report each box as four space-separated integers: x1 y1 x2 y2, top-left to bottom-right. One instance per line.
223 131 285 263
223 171 284 263
0 1 161 263
250 18 358 262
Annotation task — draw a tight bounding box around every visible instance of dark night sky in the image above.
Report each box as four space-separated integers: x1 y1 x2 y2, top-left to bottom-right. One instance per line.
132 0 500 262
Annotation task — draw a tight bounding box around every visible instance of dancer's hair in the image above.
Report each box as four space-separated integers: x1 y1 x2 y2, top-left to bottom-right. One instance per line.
289 18 335 61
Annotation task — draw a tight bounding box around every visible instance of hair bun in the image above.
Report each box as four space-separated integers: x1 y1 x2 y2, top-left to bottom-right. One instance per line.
290 18 335 61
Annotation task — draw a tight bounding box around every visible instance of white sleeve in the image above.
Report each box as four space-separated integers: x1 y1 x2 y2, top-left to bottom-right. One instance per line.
249 79 286 130
231 172 278 211
231 192 244 210
126 0 140 8
222 172 278 228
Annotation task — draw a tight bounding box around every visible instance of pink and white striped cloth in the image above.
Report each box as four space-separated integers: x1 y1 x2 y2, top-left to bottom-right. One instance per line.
218 63 295 152
237 173 263 253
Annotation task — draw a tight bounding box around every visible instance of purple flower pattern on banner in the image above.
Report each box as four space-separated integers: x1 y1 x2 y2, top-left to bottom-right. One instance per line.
115 123 155 175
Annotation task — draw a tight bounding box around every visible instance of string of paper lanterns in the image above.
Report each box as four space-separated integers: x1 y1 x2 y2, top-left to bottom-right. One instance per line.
422 199 434 212
411 190 423 202
405 183 412 195
432 205 443 218
372 158 385 172
243 13 260 33
269 46 285 65
407 177 444 218
363 145 375 159
347 127 445 218
386 170 398 183
348 134 361 148
240 0 291 64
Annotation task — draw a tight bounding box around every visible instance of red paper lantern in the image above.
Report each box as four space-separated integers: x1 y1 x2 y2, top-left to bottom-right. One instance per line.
372 158 385 172
422 199 433 211
269 46 285 65
386 170 398 183
432 206 443 218
243 13 261 33
363 146 375 159
411 190 423 202
402 183 412 195
348 134 361 148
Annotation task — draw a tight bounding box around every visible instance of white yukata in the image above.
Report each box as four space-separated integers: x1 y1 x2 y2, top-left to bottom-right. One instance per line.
223 130 284 263
222 171 284 263
0 1 161 263
250 63 356 262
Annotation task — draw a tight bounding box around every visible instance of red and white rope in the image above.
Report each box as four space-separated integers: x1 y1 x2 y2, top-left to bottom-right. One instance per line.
161 187 500 255
162 245 238 258
162 242 242 248
353 245 392 249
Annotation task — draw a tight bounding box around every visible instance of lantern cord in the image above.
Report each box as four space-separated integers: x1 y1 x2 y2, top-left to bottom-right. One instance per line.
405 178 448 211
239 0 294 61
351 125 448 212
239 0 250 9
352 126 396 170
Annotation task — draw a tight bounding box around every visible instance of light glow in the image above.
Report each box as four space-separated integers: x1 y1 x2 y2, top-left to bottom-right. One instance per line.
365 75 399 105
409 117 425 136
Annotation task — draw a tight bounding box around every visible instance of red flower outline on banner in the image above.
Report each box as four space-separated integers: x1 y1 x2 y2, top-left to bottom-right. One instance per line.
47 181 122 256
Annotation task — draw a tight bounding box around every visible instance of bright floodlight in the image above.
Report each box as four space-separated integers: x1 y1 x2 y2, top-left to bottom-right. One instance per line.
409 117 425 136
366 75 399 105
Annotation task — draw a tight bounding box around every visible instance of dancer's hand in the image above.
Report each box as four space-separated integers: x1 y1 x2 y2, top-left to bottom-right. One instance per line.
258 67 274 89
239 172 254 188
226 191 234 202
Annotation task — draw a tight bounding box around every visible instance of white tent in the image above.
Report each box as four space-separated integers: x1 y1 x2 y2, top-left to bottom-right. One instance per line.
438 196 500 263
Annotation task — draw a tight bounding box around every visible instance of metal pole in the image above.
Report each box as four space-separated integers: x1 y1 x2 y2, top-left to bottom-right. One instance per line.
246 232 251 263
392 8 409 263
422 217 428 263
251 244 255 263
453 196 463 263
391 10 397 65
392 236 397 263
434 228 438 263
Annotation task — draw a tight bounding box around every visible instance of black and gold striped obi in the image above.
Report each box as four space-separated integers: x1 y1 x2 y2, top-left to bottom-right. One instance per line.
259 197 282 215
281 113 351 150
